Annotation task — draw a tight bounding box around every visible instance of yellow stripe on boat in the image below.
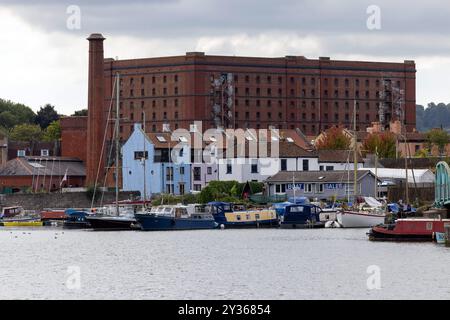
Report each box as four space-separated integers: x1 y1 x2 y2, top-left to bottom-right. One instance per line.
2 221 43 227
224 210 276 222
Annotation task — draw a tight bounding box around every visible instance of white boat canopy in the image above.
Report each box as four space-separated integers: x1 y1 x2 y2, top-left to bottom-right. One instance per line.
361 168 435 184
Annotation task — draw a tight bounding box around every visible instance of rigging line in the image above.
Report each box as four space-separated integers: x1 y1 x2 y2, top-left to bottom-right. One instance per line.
91 75 117 210
49 158 55 192
42 158 48 191
336 148 352 206
100 123 117 207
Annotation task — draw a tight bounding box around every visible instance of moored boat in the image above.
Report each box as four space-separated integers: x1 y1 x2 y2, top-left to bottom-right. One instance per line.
1 206 24 219
40 209 66 226
85 202 149 231
86 214 139 231
368 218 450 242
1 218 43 227
135 204 217 231
63 209 91 229
1 206 43 227
208 202 279 229
280 203 325 229
435 232 446 244
336 197 386 228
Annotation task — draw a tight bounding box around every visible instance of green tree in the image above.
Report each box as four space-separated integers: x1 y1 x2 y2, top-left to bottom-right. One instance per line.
10 124 43 142
426 128 449 156
43 120 61 142
315 127 351 150
416 103 450 132
35 104 59 129
198 186 215 203
72 109 88 116
0 111 17 129
362 132 397 158
0 99 35 129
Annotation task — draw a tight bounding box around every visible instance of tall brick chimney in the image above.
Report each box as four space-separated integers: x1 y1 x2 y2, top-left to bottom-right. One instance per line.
86 33 106 186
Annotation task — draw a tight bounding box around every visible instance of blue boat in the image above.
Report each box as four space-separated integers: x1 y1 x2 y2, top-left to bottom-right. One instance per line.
135 204 218 231
280 203 324 229
208 202 279 229
435 232 446 244
63 209 92 229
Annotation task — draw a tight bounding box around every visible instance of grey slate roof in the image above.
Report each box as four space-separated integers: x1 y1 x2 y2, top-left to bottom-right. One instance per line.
0 157 85 177
266 170 375 183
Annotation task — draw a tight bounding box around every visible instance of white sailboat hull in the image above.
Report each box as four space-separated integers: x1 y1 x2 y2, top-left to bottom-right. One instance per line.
337 211 385 228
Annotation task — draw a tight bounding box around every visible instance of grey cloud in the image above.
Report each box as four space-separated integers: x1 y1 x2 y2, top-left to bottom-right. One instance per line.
3 0 450 37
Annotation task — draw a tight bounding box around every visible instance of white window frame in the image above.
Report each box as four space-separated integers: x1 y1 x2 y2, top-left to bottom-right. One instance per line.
305 183 313 193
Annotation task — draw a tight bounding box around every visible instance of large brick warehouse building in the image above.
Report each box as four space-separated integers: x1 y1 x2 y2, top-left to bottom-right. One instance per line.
60 33 416 185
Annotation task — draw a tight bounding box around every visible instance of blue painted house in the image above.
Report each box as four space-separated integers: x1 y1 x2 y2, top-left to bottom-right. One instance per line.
122 124 191 198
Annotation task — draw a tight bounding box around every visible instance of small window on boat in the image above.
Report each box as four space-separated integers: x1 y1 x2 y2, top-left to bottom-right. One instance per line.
236 215 241 221
246 214 250 220
255 214 260 219
426 222 433 231
290 206 304 213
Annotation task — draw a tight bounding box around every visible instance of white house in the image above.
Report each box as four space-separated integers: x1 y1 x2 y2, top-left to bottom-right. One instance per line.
218 139 319 182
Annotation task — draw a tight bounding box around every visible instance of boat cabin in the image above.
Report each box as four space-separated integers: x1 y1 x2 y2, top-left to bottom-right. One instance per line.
281 204 324 228
1 206 24 219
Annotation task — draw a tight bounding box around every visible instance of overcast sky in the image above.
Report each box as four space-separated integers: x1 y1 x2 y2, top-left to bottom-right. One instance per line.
1 0 450 115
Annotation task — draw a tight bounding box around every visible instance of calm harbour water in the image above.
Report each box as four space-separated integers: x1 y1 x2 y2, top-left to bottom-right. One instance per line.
0 227 449 300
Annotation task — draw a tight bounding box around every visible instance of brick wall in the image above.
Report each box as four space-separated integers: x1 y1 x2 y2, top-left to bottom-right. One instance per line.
0 191 140 211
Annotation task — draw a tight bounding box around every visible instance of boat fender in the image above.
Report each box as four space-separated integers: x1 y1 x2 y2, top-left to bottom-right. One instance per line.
171 219 176 226
220 224 225 230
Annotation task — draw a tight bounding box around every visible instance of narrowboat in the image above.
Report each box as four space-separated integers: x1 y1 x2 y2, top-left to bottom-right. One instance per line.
208 202 279 229
280 203 325 229
368 218 450 242
135 204 217 231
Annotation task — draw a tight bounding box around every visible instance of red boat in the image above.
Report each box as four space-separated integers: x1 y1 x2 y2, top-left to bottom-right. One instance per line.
368 218 450 242
40 210 67 221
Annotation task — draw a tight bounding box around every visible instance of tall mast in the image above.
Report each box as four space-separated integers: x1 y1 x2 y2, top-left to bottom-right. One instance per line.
374 146 378 198
115 73 120 216
142 111 147 210
353 99 358 204
292 171 296 203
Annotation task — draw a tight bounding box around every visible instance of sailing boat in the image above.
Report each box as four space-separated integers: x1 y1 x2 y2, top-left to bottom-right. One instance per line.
336 100 386 228
86 72 141 231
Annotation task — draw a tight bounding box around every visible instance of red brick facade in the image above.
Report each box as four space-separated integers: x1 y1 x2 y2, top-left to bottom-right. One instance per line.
103 52 416 140
60 116 87 163
60 34 416 187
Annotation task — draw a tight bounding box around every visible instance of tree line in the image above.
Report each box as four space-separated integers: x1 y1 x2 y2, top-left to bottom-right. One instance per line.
0 99 86 142
315 126 449 158
416 103 450 132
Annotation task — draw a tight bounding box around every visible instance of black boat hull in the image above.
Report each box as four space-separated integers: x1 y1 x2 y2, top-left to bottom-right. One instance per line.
280 222 325 229
367 229 433 242
86 216 138 231
63 221 91 229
